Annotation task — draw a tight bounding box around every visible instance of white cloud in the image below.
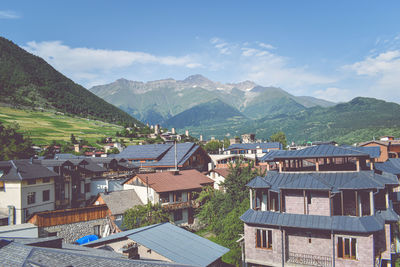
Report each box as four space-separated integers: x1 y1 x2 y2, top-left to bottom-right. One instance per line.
0 10 20 19
343 49 400 101
210 37 233 55
258 42 276 50
314 87 353 102
23 41 202 87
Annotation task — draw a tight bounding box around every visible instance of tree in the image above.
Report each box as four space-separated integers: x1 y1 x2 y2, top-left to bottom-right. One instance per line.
70 133 78 144
122 203 170 230
107 147 120 155
204 140 222 154
270 131 287 149
223 137 230 150
0 122 34 160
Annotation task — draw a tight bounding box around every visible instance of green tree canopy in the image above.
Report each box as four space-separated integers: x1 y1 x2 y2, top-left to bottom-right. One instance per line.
204 140 222 154
122 203 170 230
270 131 287 149
0 122 34 160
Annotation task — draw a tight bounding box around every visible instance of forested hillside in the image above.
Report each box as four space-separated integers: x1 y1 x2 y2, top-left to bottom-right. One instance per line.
0 37 142 126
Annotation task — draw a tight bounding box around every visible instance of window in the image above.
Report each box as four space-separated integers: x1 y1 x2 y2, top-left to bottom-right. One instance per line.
338 237 357 259
307 191 312 205
27 179 36 185
42 177 50 183
173 192 182 203
255 229 272 249
173 210 183 221
159 193 169 203
42 190 50 202
27 192 36 205
85 183 90 193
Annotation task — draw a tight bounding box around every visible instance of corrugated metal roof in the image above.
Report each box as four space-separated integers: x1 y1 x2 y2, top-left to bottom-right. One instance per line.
375 159 400 175
227 142 282 151
342 146 381 159
127 223 229 267
85 223 229 266
240 209 384 233
246 171 398 191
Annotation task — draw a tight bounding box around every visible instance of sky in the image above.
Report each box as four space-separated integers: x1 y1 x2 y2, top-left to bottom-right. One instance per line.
1 1 400 103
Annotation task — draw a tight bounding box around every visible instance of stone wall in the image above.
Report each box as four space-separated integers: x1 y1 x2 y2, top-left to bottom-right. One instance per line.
39 218 109 243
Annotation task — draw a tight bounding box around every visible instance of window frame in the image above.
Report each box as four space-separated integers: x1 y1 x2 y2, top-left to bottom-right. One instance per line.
27 192 36 205
255 229 273 250
337 236 357 260
173 209 183 221
42 190 50 202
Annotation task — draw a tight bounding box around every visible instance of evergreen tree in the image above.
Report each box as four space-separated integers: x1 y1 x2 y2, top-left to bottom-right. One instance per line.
0 122 34 160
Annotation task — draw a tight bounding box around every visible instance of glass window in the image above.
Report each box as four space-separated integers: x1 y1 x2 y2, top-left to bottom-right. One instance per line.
42 190 50 202
173 210 183 221
256 229 272 249
27 192 36 205
338 237 357 259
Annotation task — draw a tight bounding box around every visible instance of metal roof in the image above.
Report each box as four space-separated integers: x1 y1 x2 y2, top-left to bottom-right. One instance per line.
85 223 229 267
240 209 384 233
342 146 381 159
227 142 282 151
274 145 369 159
375 159 400 175
118 144 172 160
246 171 398 192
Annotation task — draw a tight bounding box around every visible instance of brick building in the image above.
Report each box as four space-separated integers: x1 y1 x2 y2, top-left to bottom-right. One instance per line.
241 144 399 267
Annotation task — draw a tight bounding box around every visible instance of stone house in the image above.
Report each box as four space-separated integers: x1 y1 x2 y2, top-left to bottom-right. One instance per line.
123 169 214 225
241 144 400 267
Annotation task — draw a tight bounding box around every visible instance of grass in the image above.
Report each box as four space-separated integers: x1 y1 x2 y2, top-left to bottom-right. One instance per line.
0 106 123 145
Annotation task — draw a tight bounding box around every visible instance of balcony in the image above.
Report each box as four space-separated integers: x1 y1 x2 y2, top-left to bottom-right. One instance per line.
161 200 199 210
287 252 332 267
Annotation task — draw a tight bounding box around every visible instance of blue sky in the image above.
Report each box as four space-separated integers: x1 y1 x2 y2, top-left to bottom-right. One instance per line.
1 1 400 103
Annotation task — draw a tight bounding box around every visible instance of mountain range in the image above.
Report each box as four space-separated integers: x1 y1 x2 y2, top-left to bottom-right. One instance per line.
90 76 400 144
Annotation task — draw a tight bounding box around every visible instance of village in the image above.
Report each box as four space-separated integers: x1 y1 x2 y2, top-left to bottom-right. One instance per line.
1 125 400 267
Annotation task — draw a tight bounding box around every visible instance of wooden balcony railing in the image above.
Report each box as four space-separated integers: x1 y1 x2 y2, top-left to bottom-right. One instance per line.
287 252 332 267
161 200 199 210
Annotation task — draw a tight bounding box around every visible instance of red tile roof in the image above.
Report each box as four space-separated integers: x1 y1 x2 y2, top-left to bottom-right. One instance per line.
135 169 214 193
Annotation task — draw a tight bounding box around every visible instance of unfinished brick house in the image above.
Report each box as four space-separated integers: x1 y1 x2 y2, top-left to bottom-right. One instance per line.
241 144 399 267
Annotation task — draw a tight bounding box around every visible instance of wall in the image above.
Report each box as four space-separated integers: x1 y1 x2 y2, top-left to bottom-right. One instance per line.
21 179 55 223
91 178 125 196
137 243 172 262
123 184 154 204
207 172 225 190
284 190 330 216
362 143 388 162
335 233 375 267
244 224 283 266
0 223 38 238
0 181 22 224
286 229 332 257
39 218 109 243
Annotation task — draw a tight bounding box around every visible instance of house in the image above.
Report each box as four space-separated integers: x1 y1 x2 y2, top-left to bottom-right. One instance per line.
104 142 123 153
84 222 229 267
206 168 230 190
224 142 283 158
123 170 214 225
360 139 400 162
0 160 58 224
0 236 185 266
27 205 111 243
117 142 211 172
209 154 256 169
92 190 143 231
240 144 399 267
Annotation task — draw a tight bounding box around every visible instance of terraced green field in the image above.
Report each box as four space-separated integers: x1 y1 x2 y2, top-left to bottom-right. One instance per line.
0 106 124 145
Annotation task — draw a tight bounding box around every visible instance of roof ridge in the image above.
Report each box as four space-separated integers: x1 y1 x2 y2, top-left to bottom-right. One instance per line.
309 173 334 189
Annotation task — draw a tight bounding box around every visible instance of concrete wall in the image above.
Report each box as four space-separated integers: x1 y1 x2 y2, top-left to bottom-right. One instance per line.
286 229 332 257
21 179 55 222
123 184 155 204
335 233 375 267
39 218 109 243
207 171 225 190
0 181 22 224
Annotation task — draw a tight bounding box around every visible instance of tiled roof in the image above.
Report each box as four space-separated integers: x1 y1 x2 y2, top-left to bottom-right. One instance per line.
240 209 385 233
99 190 143 215
86 223 229 267
227 142 282 151
209 168 230 178
135 170 214 193
0 160 58 181
246 171 398 192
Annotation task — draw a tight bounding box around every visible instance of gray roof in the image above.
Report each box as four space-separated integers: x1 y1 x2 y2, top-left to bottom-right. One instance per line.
118 144 172 160
260 145 370 161
227 142 283 151
240 209 385 233
0 239 188 267
342 146 381 159
0 160 58 181
246 171 398 192
86 223 229 267
375 159 400 175
99 189 143 215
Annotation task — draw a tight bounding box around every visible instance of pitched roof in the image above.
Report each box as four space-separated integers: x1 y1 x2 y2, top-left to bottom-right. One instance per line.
342 146 381 159
99 190 143 215
272 145 369 159
118 144 172 160
246 171 398 192
0 160 58 181
209 168 230 178
227 142 282 151
0 238 184 267
375 158 400 175
134 170 214 193
240 209 384 233
86 223 229 267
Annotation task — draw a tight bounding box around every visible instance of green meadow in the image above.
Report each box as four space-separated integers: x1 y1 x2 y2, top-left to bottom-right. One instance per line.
0 106 124 145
